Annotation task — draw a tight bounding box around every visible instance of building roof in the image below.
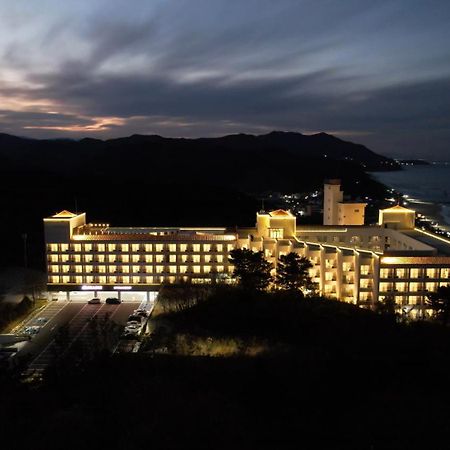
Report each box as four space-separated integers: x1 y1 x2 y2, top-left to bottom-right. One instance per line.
52 210 77 218
269 209 293 217
381 205 416 214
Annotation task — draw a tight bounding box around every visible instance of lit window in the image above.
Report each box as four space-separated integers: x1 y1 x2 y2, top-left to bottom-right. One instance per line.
269 228 283 239
85 265 93 273
360 265 370 275
216 255 223 263
169 266 176 274
108 244 116 251
227 244 233 251
145 255 153 263
50 275 59 283
156 244 163 252
169 255 176 263
62 276 70 283
156 265 164 273
145 244 152 252
98 265 105 273
84 244 92 252
410 268 420 278
180 244 187 252
146 265 153 273
122 266 129 273
122 276 130 284
133 265 140 273
49 244 58 252
169 244 176 252
99 276 106 284
203 244 211 252
98 244 105 252
204 255 211 263
204 266 211 273
146 276 153 283
180 265 187 273
217 244 223 252
86 276 93 283
97 255 105 262
193 266 201 273
108 255 116 262
132 255 140 263
74 244 82 252
193 244 200 252
122 255 129 263
132 244 140 252
75 276 83 284
193 255 200 263
121 244 129 252
181 255 188 263
50 255 58 262
132 276 140 284
75 265 82 273
109 276 117 283
156 255 164 263
217 265 224 272
61 244 69 252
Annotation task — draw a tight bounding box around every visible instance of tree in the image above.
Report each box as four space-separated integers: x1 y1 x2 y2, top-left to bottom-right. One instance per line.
275 252 314 295
229 248 273 291
426 285 450 325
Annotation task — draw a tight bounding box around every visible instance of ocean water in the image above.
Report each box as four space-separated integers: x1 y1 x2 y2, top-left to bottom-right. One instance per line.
371 163 450 226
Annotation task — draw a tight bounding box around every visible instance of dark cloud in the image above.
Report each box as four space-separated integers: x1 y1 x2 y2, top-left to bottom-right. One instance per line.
1 0 450 158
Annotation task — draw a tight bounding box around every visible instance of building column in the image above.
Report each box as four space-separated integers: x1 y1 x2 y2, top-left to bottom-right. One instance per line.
354 250 360 304
320 245 326 296
372 254 380 309
336 249 343 300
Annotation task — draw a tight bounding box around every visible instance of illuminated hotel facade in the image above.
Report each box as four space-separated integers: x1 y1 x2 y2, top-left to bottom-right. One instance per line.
44 182 450 316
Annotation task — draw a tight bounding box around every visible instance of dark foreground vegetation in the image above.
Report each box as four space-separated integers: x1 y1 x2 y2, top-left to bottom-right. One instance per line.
2 287 450 449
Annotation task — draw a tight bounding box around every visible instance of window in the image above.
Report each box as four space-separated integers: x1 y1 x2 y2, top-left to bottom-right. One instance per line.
145 244 152 252
108 244 116 251
193 255 200 263
156 244 163 252
98 244 105 252
98 265 106 273
74 244 81 252
203 244 211 252
193 266 201 273
122 266 129 273
169 266 176 274
410 268 420 278
97 255 105 262
216 255 223 263
108 255 116 263
122 255 129 263
132 276 140 284
75 265 82 273
156 265 164 273
122 276 130 284
146 276 153 284
99 276 107 284
360 265 370 275
204 266 211 273
121 244 129 252
204 255 211 263
132 255 140 263
85 265 93 273
169 255 176 263
50 255 58 262
217 265 224 272
75 276 83 284
227 244 233 251
132 244 140 252
133 265 140 273
145 265 153 273
62 276 70 283
49 244 58 252
180 244 187 252
217 244 223 252
269 228 283 239
61 244 69 252
179 265 187 273
169 244 176 252
193 244 200 252
145 255 153 263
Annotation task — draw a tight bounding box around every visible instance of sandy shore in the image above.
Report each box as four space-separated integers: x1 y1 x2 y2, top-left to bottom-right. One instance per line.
406 198 450 231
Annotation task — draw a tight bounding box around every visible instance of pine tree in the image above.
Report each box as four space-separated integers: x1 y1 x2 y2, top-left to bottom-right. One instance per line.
229 248 273 291
276 252 314 295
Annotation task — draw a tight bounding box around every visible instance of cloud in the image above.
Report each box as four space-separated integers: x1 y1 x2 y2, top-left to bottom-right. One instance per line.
0 0 450 158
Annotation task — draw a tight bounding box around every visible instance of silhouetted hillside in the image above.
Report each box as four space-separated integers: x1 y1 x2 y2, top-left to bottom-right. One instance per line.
0 131 394 269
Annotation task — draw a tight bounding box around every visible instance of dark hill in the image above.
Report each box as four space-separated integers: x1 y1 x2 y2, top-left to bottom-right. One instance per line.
0 130 395 269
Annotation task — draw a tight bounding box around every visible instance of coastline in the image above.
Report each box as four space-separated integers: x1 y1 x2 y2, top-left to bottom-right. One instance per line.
405 198 450 231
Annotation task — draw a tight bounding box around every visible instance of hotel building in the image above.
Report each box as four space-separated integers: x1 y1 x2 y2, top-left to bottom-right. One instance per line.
45 181 450 316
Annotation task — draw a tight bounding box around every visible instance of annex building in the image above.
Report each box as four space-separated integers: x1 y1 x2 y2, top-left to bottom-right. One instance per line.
45 181 450 317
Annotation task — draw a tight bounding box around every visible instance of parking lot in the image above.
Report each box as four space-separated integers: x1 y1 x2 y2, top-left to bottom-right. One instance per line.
16 299 142 374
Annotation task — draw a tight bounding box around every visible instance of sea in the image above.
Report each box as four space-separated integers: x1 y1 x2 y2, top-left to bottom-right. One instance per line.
370 163 450 228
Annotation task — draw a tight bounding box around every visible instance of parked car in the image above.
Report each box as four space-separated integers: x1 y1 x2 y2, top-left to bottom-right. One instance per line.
128 315 144 323
106 297 121 305
36 317 48 324
133 309 149 317
24 326 41 335
88 298 101 304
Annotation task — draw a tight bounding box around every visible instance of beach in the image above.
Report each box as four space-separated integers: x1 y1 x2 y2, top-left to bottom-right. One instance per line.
370 163 450 231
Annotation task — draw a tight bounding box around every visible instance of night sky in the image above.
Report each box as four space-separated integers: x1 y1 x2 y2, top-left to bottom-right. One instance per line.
1 0 450 159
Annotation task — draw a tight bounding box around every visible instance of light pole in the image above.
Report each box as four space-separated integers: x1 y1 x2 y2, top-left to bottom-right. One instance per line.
22 233 28 268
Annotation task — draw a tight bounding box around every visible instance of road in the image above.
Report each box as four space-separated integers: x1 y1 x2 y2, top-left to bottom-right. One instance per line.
15 300 140 374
